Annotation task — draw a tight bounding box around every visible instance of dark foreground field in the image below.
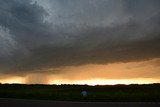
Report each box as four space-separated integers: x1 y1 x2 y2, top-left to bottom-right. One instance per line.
0 98 160 107
0 84 160 102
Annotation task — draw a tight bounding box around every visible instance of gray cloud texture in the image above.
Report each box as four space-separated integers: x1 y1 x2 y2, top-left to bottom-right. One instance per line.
0 0 160 74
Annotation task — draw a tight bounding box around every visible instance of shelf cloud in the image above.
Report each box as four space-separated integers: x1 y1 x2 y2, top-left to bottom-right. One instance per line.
0 0 160 75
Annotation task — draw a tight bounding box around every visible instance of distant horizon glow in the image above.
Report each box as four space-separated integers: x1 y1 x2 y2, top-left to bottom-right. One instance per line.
49 78 160 86
0 77 160 86
0 77 25 84
0 58 160 85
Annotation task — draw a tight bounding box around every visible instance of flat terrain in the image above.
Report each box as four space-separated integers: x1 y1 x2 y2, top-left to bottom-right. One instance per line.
0 98 160 107
0 84 160 102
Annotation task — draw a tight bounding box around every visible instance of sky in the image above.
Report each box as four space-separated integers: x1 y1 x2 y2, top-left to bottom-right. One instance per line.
0 0 160 85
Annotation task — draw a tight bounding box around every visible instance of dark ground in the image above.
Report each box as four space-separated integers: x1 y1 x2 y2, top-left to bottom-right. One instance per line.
0 98 160 107
0 84 160 102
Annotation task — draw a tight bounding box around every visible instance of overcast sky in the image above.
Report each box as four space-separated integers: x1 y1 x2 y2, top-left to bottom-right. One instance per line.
0 0 160 84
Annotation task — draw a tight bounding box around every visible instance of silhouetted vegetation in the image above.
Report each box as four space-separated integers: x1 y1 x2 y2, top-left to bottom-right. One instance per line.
0 84 160 102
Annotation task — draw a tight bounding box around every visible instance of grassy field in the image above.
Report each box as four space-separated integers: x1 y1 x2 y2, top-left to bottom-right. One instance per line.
0 84 160 102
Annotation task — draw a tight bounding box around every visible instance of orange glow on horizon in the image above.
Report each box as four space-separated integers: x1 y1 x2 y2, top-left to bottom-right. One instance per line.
0 77 25 84
0 77 159 85
0 58 160 85
49 78 160 86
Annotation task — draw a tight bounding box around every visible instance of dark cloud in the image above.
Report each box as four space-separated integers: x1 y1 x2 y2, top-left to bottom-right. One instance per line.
0 0 160 74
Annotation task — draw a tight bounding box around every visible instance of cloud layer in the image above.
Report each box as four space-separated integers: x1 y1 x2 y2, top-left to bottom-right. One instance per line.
0 0 160 74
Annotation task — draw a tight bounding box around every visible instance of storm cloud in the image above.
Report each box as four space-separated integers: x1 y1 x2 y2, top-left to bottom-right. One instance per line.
0 0 160 74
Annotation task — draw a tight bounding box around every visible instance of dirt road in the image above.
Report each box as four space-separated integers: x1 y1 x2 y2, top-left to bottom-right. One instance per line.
0 98 159 107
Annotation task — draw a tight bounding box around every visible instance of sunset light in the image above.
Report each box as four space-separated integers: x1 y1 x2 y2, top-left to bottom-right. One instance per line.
0 77 25 84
